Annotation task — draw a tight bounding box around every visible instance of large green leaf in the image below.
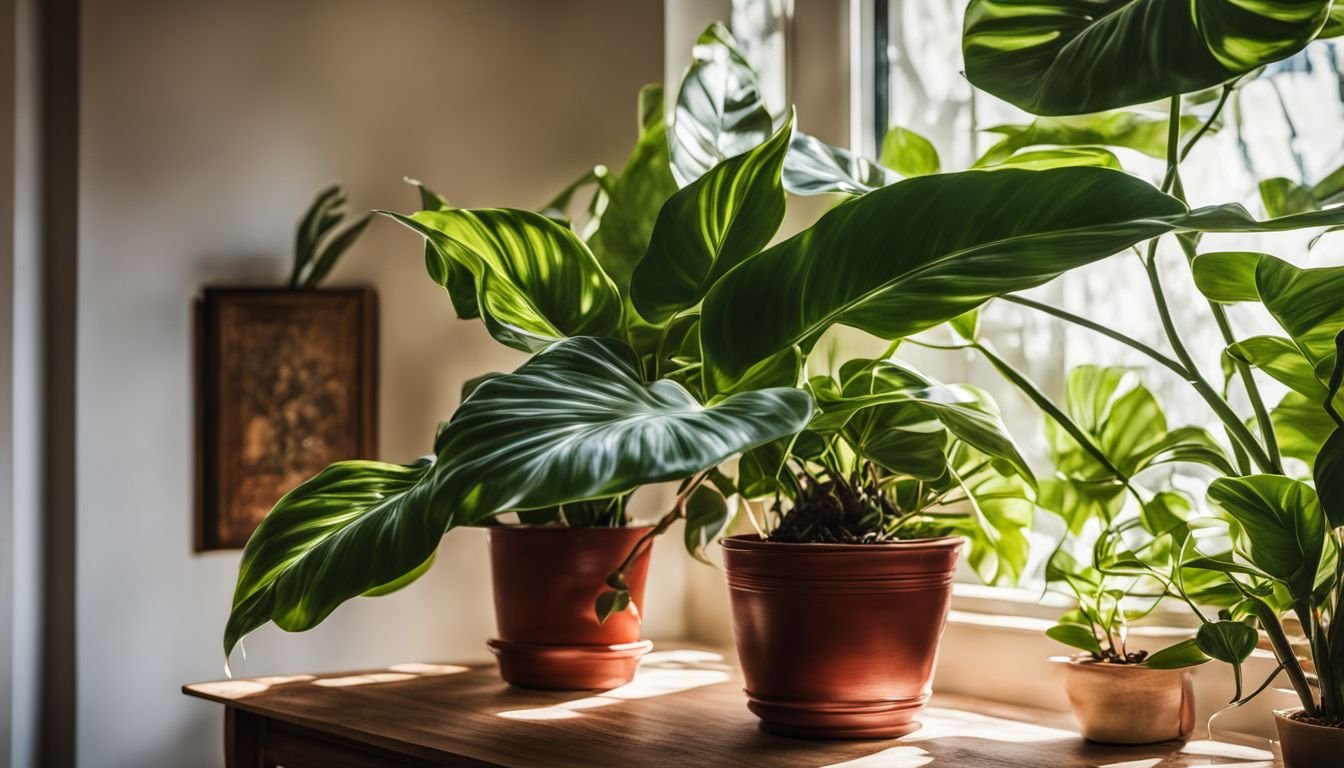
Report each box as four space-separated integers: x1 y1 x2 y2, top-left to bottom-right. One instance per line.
224 337 813 656
405 180 479 318
1227 336 1336 405
631 117 791 323
1193 252 1344 379
1208 474 1325 598
1316 428 1344 528
963 0 1333 115
386 208 622 352
950 448 1036 585
702 167 1344 388
588 84 679 294
670 23 773 186
1272 391 1338 468
973 112 1201 168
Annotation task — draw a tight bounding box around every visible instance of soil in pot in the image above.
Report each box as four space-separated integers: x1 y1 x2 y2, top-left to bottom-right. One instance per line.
1055 655 1194 744
488 525 653 691
1275 708 1344 768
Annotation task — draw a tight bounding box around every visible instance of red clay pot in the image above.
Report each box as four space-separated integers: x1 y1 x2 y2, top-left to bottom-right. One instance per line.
1275 707 1344 768
722 534 963 739
487 525 653 690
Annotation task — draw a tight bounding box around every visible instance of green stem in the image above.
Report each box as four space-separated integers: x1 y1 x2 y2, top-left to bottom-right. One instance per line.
1244 593 1318 715
999 295 1188 378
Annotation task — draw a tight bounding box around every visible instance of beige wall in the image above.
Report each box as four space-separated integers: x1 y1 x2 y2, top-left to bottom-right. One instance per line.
76 2 665 764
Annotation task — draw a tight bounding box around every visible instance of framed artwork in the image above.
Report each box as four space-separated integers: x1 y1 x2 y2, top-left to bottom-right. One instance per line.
196 288 378 551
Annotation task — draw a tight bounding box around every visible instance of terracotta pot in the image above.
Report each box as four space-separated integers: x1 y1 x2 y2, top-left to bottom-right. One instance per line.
1055 656 1194 744
1275 707 1344 768
722 534 963 739
487 525 653 690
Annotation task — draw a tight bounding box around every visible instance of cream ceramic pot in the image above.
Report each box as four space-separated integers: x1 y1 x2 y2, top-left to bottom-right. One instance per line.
1054 656 1195 744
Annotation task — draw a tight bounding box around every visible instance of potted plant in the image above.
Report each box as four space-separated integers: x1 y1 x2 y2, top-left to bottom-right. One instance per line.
1031 366 1261 743
663 4 1344 747
720 352 1034 738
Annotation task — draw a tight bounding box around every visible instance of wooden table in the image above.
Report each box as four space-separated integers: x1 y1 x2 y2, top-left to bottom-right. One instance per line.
184 646 1281 767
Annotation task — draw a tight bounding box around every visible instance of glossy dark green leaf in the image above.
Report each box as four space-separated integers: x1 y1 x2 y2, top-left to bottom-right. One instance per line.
386 208 623 352
783 133 899 196
631 117 791 323
973 112 1201 167
224 337 813 656
589 84 679 294
963 0 1333 115
405 179 479 318
1143 638 1212 669
1208 474 1325 598
684 485 731 564
1315 428 1344 528
702 168 1344 388
879 126 940 177
595 589 632 624
670 23 773 186
1196 620 1259 664
1047 622 1102 654
1194 252 1344 379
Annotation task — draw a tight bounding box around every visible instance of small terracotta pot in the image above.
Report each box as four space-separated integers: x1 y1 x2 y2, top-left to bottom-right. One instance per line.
722 534 963 739
487 525 653 690
1275 707 1344 768
1055 656 1194 744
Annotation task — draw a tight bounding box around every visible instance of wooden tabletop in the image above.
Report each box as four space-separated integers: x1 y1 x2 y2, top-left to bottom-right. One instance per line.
184 646 1281 767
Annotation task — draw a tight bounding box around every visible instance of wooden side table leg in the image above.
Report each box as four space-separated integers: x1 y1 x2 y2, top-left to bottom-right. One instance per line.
224 707 268 768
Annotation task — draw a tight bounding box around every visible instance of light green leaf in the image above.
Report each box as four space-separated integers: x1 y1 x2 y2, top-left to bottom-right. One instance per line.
1047 622 1102 654
974 112 1201 167
589 84 679 294
684 485 731 564
386 208 622 352
1259 177 1319 218
1141 491 1194 538
1272 391 1337 468
963 0 1332 115
1143 638 1212 669
224 337 813 656
701 168 1344 388
783 132 899 196
985 147 1122 171
879 126 940 177
1194 252 1344 379
949 310 980 342
670 23 773 186
1208 474 1325 598
1227 336 1333 404
631 117 791 323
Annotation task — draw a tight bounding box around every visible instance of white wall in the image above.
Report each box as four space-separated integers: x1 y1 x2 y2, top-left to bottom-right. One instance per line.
76 2 667 765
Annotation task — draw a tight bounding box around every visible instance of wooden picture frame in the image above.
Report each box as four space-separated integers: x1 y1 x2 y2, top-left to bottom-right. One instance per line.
196 288 378 551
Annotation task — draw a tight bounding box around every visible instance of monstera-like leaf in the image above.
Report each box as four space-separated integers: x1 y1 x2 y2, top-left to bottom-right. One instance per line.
701 168 1344 388
224 336 813 657
385 208 623 352
963 0 1333 115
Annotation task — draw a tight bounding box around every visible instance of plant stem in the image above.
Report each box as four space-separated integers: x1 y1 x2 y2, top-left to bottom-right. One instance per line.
1000 294 1188 378
1244 593 1318 715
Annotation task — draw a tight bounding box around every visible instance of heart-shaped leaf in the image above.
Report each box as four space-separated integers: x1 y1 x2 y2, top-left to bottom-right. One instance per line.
386 208 623 352
1196 620 1260 664
1208 474 1325 599
963 0 1333 115
224 336 813 657
701 168 1344 388
880 126 940 177
684 485 731 564
631 117 791 323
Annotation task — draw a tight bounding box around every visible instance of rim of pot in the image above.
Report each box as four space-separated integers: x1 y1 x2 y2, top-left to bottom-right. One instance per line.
1274 707 1344 731
1048 654 1196 672
719 533 964 553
